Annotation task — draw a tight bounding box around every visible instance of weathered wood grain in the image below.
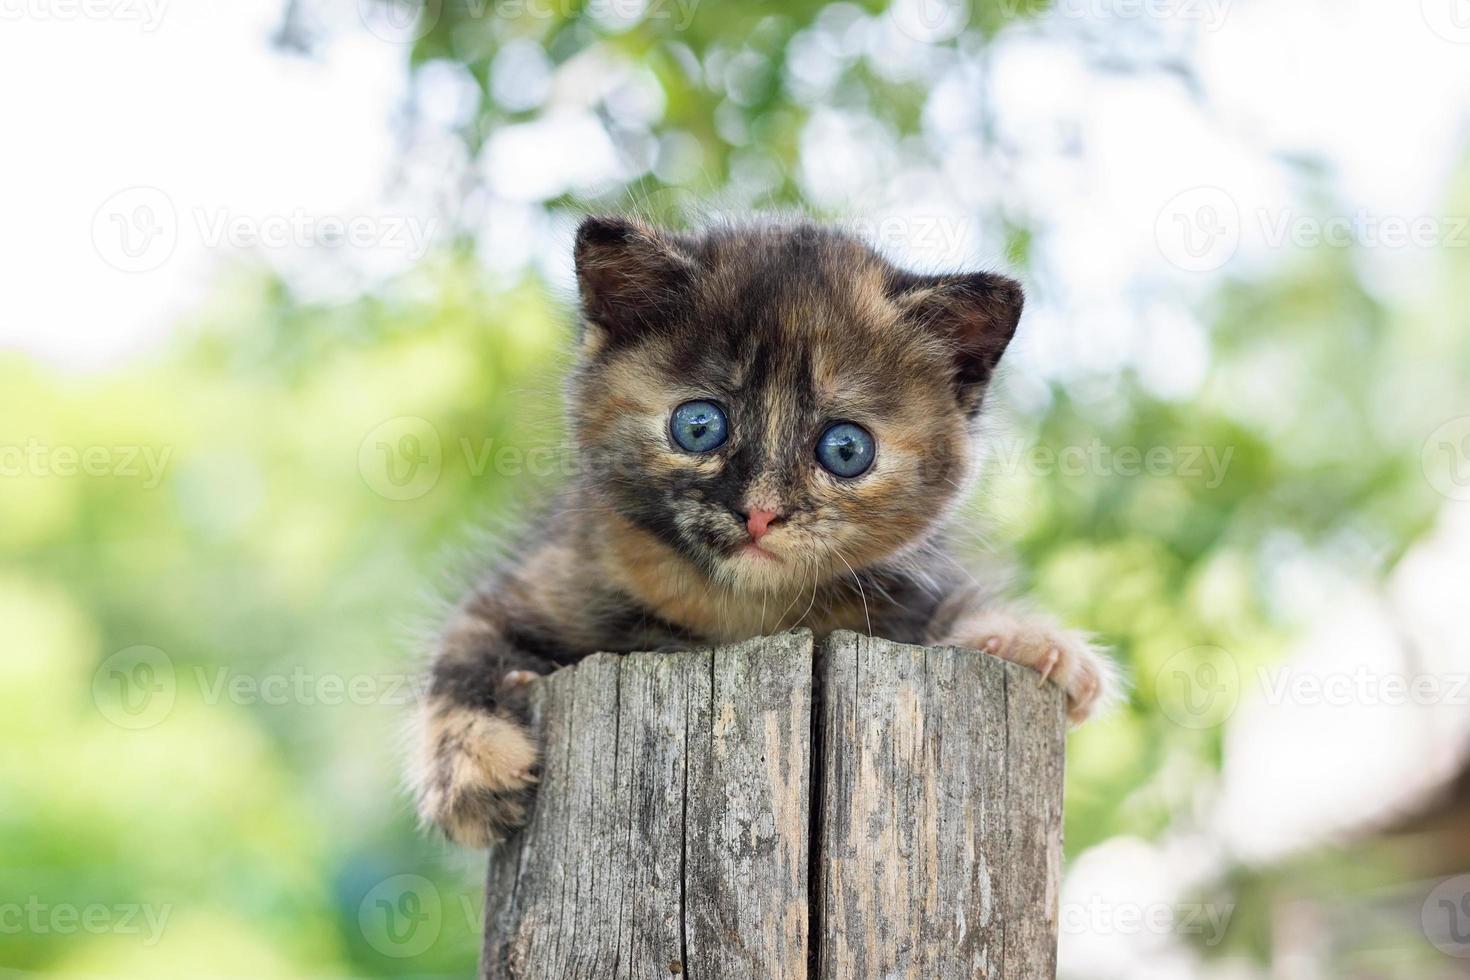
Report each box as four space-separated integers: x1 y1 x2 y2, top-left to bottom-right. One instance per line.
482 630 1065 980
482 631 812 979
814 632 1067 980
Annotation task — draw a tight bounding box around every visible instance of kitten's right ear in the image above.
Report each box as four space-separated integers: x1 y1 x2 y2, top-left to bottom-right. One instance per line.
573 216 697 345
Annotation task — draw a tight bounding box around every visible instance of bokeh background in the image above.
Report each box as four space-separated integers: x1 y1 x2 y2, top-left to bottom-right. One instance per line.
5 0 1470 976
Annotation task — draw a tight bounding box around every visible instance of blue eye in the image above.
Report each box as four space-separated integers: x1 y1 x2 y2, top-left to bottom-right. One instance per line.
816 422 875 478
670 400 729 453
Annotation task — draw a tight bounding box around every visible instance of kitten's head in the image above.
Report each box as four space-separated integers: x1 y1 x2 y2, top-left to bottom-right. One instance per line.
568 216 1022 592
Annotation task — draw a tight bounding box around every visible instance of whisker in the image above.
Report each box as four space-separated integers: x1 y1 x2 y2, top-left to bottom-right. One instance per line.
835 549 872 637
773 561 810 628
797 556 821 628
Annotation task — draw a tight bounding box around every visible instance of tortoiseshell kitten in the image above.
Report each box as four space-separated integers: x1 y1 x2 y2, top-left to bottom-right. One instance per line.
414 216 1115 847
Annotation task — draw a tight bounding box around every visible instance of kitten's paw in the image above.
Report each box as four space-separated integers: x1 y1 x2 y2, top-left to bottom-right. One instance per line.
944 610 1116 723
415 699 539 848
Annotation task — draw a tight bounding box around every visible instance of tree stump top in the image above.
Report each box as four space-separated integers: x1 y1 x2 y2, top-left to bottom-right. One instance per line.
483 630 1066 980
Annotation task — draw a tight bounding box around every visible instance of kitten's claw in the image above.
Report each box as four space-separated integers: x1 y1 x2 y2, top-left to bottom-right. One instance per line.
1037 647 1060 686
501 670 539 689
944 611 1116 724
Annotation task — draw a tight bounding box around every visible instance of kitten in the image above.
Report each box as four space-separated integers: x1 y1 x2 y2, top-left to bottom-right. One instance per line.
414 216 1115 847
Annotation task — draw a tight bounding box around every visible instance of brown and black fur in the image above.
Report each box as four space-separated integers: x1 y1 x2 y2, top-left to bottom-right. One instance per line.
413 217 1115 847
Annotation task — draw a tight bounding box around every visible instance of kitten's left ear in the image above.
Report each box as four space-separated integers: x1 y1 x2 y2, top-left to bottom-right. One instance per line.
889 270 1024 404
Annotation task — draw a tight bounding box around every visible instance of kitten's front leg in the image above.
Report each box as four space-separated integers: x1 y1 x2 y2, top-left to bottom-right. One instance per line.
413 608 551 848
934 603 1116 723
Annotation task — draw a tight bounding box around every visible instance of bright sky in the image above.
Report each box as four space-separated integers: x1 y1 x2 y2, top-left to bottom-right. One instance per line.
0 0 407 367
3 0 1469 374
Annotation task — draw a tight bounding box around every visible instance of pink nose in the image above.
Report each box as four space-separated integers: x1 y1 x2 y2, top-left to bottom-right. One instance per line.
746 508 779 541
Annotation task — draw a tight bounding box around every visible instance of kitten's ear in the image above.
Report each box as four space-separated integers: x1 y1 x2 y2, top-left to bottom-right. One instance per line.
889 270 1024 404
574 216 698 345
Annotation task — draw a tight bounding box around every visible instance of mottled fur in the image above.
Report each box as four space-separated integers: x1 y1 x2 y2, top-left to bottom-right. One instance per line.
414 217 1116 846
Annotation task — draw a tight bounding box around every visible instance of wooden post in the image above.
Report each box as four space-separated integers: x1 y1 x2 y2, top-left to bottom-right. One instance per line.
482 630 1066 980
